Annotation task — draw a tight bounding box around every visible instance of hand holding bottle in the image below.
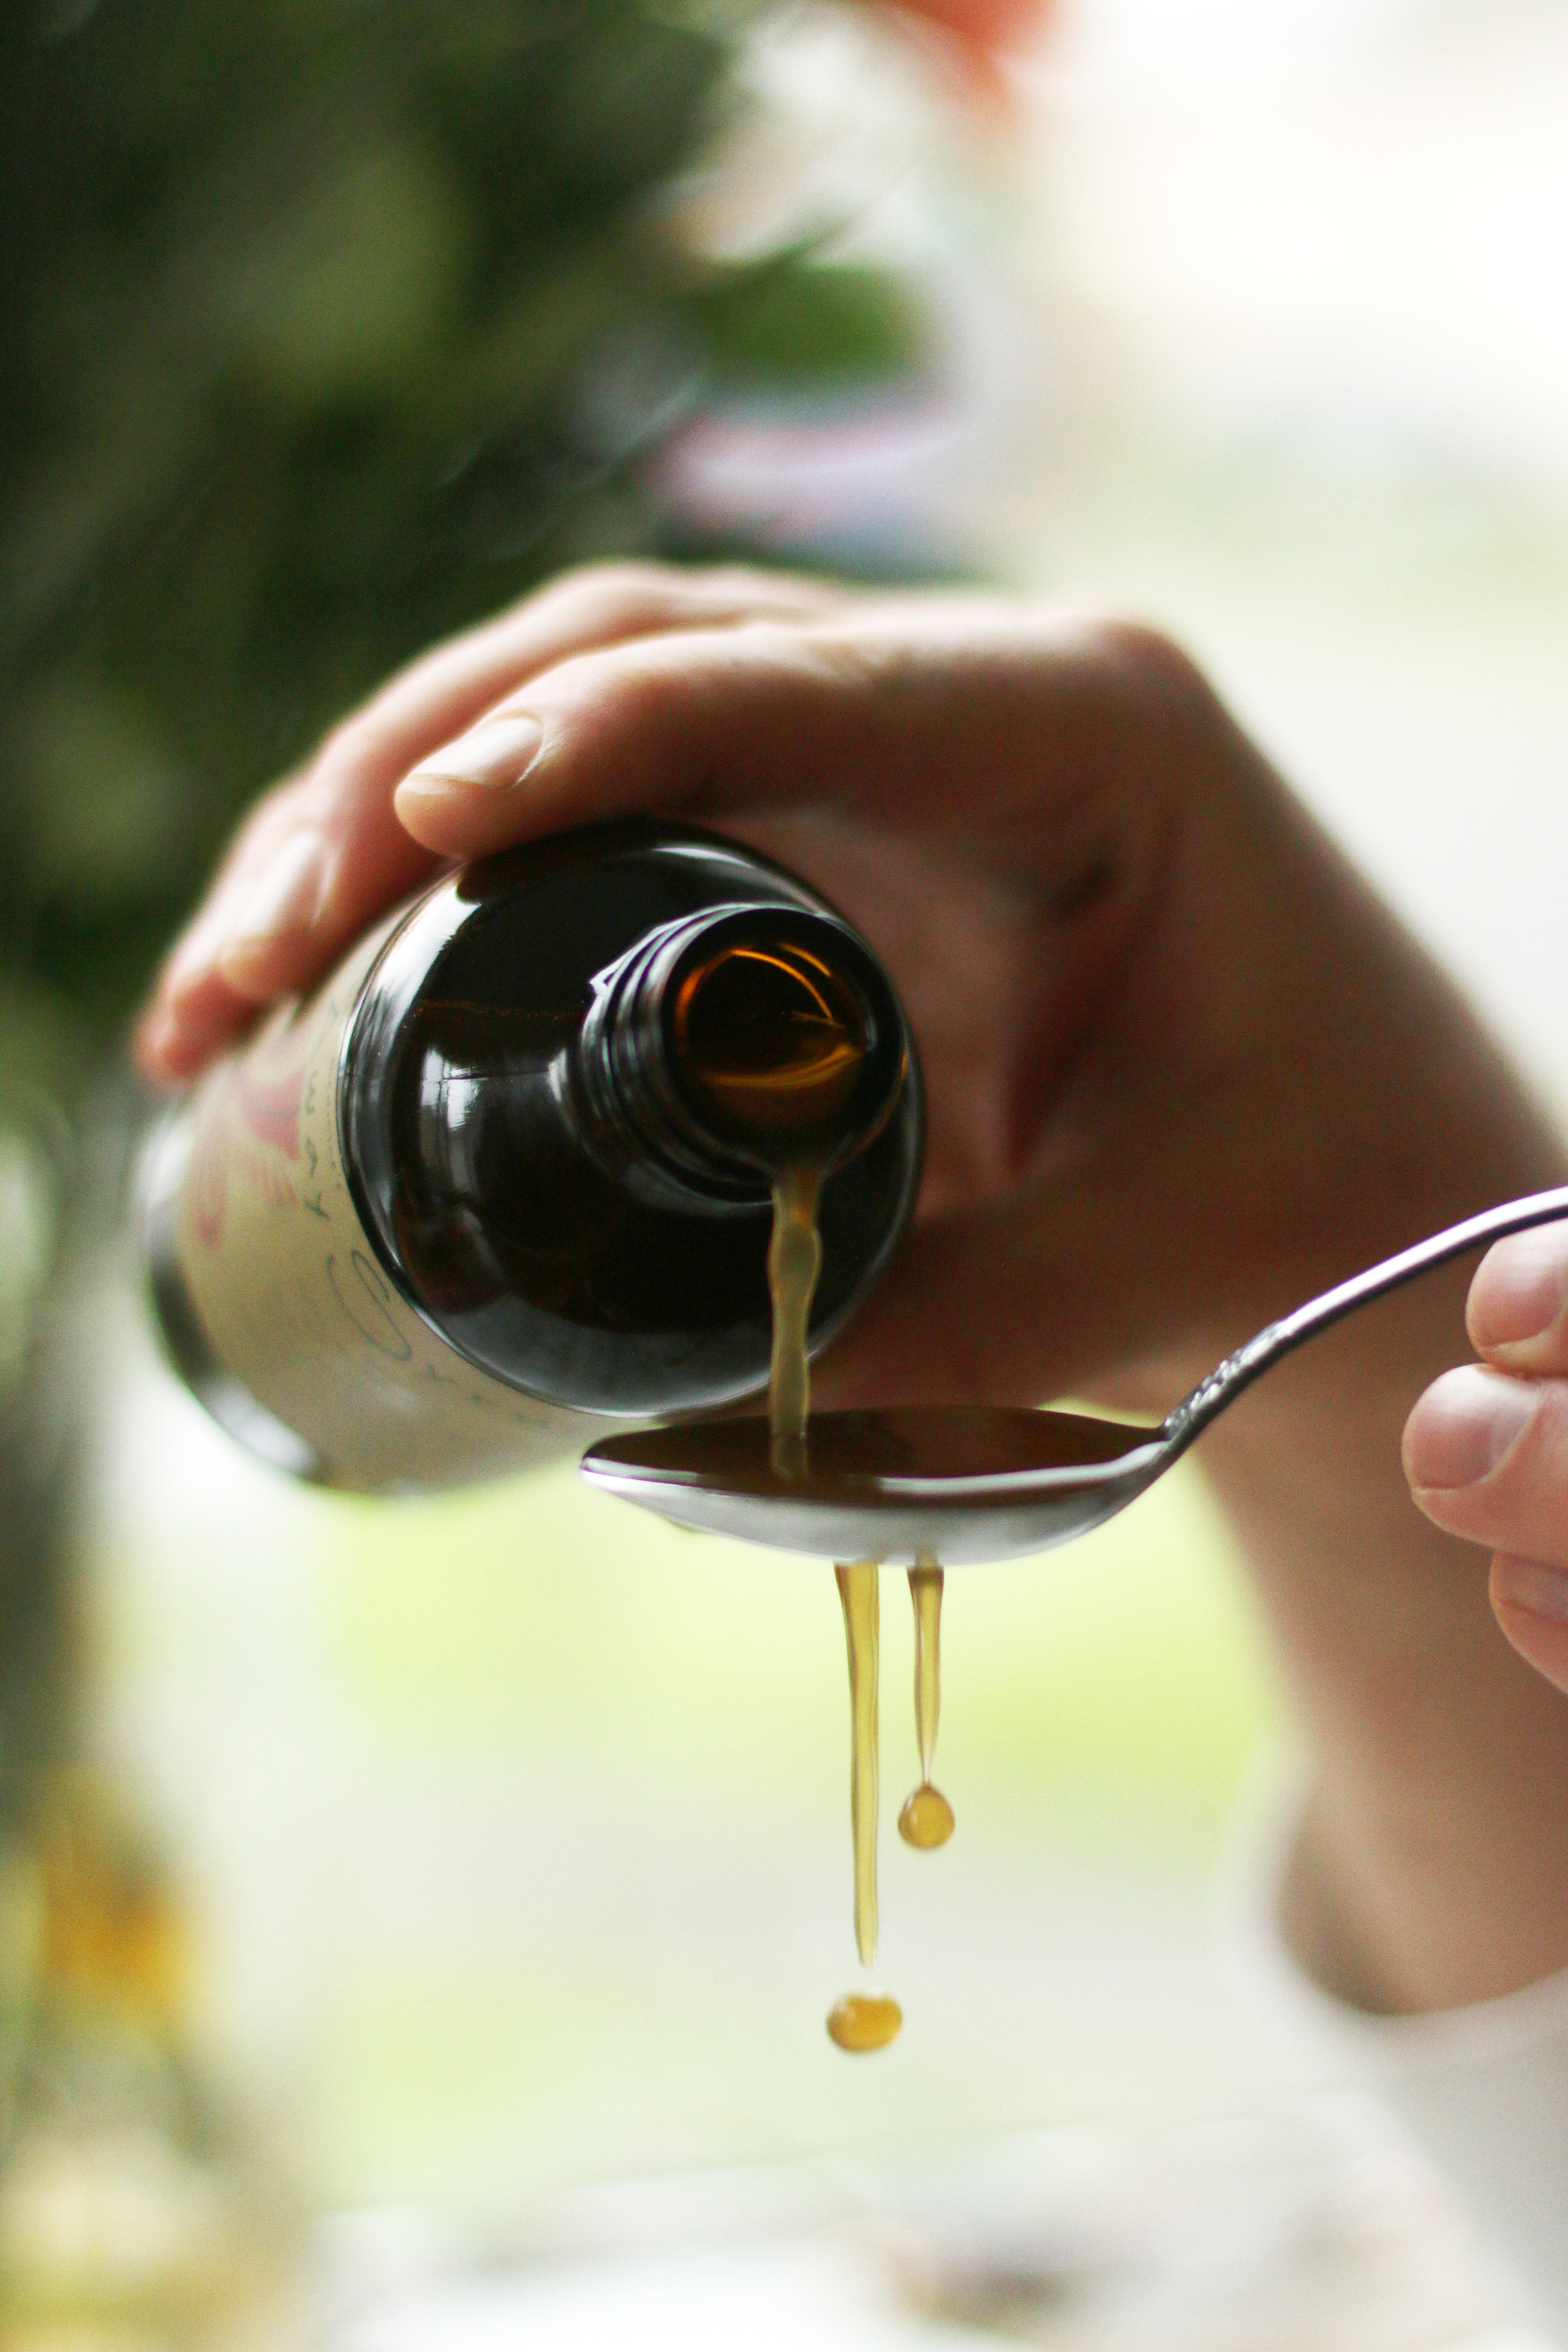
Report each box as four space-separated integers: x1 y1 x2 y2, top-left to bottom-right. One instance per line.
140 561 1516 1418
137 560 1568 2017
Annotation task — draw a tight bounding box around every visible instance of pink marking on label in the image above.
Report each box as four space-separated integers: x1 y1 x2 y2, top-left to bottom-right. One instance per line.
233 1059 306 1160
189 1115 229 1249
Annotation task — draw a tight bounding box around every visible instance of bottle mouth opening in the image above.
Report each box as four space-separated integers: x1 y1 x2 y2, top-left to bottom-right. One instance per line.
672 939 869 1141
659 911 905 1179
564 899 913 1215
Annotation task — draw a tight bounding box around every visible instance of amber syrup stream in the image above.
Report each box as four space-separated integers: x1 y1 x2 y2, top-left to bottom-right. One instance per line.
766 1162 823 1479
760 1166 902 2051
826 1561 901 2052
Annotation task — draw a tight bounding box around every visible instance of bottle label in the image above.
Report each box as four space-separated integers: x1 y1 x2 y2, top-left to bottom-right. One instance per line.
142 915 623 1494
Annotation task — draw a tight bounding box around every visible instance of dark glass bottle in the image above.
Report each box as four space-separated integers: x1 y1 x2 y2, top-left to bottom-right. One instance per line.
142 819 923 1492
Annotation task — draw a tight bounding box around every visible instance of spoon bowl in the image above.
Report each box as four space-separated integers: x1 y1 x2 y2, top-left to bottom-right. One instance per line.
580 1183 1568 1564
581 1404 1168 1564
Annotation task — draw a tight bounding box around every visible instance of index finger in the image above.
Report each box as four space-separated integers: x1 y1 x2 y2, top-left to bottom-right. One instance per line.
391 600 1184 858
137 562 847 1083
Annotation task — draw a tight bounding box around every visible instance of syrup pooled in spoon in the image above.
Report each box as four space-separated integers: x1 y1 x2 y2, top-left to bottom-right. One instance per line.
591 1403 1157 1508
899 1561 955 1850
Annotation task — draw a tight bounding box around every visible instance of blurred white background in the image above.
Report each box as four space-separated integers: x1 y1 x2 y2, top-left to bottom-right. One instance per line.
1014 0 1568 1108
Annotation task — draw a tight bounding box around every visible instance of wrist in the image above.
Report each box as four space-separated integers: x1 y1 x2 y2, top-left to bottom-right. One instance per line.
1202 1232 1568 2014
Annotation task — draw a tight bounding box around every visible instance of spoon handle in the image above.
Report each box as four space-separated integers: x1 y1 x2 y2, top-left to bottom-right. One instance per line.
1162 1182 1568 1456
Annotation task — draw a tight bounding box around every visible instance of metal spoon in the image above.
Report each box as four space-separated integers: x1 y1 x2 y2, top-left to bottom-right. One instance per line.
580 1183 1568 1565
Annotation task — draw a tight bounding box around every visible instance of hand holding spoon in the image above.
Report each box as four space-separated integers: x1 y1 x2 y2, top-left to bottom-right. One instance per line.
581 1184 1568 1565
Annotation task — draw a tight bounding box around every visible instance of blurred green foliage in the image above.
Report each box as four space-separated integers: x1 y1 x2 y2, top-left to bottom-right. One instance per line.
0 0 926 1083
0 0 930 1831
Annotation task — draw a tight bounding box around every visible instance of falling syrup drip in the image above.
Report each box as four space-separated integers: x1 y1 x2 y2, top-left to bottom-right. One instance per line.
835 1561 881 1967
898 1560 955 1850
767 1169 900 2049
898 1782 955 1849
830 1559 900 2051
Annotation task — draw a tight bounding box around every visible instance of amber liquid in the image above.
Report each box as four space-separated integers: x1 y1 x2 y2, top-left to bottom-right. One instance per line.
767 1164 823 1478
353 823 920 1421
675 939 869 1140
826 1989 902 2052
592 1407 1166 2053
600 1402 1150 1497
760 1151 902 2048
683 932 856 1477
899 1561 955 1850
683 929 907 2050
834 1560 881 1968
911 1561 941 1780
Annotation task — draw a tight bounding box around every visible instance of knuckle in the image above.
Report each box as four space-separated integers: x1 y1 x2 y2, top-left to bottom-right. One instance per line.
1081 615 1211 710
1494 1383 1568 1522
311 708 382 778
610 645 706 727
521 558 823 637
692 562 826 606
525 558 685 629
787 622 911 700
1528 1380 1568 1464
546 640 687 735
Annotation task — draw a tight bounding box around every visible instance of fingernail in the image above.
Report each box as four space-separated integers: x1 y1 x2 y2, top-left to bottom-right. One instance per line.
1403 1365 1537 1490
223 830 328 956
1471 1228 1568 1348
406 715 544 791
1494 1556 1568 1625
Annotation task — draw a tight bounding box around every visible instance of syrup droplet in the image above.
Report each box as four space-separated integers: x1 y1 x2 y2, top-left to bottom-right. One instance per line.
826 1991 902 2052
898 1782 955 1849
902 1560 956 1848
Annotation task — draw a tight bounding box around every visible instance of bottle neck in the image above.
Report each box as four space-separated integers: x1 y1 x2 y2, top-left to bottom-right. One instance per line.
570 905 908 1214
